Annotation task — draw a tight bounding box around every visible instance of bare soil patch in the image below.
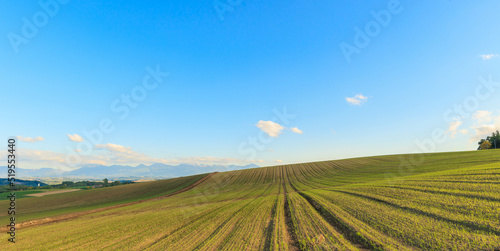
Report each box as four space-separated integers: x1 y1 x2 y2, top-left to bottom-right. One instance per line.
26 189 81 197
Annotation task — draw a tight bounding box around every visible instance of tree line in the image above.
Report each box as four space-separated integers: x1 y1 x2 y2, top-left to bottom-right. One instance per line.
0 179 134 193
478 130 500 150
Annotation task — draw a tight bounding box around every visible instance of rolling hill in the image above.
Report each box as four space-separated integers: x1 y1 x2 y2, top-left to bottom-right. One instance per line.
4 150 500 250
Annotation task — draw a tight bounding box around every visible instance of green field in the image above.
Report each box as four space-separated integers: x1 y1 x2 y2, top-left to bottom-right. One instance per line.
5 150 500 250
0 174 207 223
0 191 45 200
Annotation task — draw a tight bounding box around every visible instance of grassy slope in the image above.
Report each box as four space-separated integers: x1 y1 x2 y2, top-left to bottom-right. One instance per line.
10 150 500 250
0 190 44 200
0 174 207 223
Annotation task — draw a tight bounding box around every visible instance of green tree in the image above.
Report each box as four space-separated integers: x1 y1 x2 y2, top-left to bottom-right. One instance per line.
103 178 108 185
62 181 74 187
477 130 500 150
489 130 500 149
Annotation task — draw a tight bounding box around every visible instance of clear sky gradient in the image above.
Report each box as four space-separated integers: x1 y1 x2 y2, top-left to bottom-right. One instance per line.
2 0 500 170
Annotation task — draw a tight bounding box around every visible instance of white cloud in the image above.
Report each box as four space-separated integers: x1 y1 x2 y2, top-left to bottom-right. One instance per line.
275 160 283 163
256 120 285 138
95 143 161 164
447 120 463 138
459 129 469 135
22 149 65 163
0 148 106 171
479 54 499 60
470 124 496 142
166 156 258 165
290 127 303 134
469 112 500 142
346 94 368 105
95 143 264 166
17 136 44 143
67 134 84 142
96 143 132 153
1 143 272 171
472 110 493 124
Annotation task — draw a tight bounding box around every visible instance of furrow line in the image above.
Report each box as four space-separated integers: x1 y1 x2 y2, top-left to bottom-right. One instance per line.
288 181 378 250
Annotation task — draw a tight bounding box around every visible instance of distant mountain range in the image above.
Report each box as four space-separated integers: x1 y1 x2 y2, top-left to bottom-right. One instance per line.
0 163 259 180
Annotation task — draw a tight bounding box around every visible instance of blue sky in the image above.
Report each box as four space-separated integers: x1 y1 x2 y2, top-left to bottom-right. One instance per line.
1 0 500 170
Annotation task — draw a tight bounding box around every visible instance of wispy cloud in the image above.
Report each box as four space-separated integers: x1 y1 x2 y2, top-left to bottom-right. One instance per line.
447 120 463 138
0 148 106 171
17 136 44 143
96 143 132 153
469 111 500 142
290 127 303 134
346 94 368 105
470 124 496 142
172 156 263 166
479 54 499 60
95 143 266 166
256 120 285 138
67 133 84 142
472 110 493 123
95 143 164 164
3 143 268 170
